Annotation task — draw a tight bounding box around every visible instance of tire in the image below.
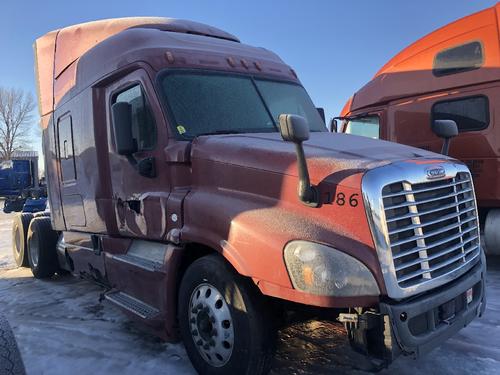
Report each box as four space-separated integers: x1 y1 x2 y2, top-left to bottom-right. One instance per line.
0 314 25 375
27 217 59 279
178 255 275 375
11 213 34 267
34 211 51 218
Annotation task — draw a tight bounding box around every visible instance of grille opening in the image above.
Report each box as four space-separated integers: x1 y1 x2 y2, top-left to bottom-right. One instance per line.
382 172 480 288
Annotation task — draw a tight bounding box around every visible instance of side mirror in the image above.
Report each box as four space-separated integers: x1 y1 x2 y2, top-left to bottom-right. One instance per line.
111 102 137 155
316 107 326 123
432 119 458 156
279 113 310 143
279 114 319 207
328 118 338 132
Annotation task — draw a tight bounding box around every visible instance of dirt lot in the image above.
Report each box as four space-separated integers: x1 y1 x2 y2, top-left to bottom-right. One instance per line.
0 211 499 374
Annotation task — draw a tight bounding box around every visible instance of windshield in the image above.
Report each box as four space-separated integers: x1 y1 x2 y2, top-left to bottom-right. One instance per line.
344 116 380 139
159 72 326 139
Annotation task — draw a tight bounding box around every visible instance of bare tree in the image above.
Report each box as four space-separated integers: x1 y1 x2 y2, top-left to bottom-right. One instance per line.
0 87 35 160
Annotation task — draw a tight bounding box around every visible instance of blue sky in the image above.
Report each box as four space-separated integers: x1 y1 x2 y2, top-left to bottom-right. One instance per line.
0 0 496 125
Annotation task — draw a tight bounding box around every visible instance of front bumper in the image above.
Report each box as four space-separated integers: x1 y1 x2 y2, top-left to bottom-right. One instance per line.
381 254 486 359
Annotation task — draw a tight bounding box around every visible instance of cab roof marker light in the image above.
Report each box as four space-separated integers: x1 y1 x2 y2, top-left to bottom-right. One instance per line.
165 51 175 64
226 57 236 67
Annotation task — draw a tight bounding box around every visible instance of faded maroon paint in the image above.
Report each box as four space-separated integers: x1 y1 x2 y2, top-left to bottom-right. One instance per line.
33 17 239 118
34 18 448 340
104 244 183 340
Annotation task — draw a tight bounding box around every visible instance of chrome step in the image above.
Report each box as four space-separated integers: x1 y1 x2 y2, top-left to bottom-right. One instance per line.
111 254 163 272
105 291 160 319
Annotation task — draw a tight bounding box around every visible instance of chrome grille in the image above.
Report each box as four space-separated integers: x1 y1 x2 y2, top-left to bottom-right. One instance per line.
382 172 480 288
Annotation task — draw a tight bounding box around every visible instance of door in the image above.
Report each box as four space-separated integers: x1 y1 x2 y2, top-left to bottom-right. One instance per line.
105 69 171 240
55 112 86 228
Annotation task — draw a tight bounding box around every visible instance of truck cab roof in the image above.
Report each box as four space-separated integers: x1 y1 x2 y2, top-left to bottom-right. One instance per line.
348 2 500 113
34 17 296 119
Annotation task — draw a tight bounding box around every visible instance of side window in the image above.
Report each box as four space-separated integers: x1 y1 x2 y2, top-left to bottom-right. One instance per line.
432 96 489 132
113 84 156 151
344 116 380 139
433 41 483 77
57 115 77 182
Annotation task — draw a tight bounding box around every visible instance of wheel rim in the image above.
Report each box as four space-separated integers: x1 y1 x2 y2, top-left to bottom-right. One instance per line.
29 233 39 267
189 283 234 367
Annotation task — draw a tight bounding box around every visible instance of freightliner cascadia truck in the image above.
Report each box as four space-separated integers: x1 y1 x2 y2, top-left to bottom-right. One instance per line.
339 3 500 256
12 17 486 374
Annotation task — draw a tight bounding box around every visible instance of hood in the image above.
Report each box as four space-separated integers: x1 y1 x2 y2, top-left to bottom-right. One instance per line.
190 132 448 187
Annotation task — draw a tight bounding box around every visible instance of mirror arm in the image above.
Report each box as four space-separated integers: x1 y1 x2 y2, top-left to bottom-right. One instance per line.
441 138 450 156
294 142 319 207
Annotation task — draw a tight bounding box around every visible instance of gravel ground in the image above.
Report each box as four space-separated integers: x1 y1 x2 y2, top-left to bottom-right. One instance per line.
0 211 499 374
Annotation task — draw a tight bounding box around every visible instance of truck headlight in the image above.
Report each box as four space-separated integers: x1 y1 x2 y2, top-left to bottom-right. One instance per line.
284 241 380 296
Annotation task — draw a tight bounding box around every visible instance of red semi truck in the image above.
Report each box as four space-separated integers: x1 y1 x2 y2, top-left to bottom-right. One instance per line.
339 3 500 255
12 18 486 374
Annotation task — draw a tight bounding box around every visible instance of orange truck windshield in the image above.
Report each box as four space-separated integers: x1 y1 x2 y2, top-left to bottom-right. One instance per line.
344 116 380 139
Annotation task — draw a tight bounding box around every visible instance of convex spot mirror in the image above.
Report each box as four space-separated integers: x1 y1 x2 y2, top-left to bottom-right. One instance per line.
111 102 137 155
316 107 325 123
328 118 338 132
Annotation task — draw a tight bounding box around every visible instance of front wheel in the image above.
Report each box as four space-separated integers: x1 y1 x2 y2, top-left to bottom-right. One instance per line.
178 255 275 375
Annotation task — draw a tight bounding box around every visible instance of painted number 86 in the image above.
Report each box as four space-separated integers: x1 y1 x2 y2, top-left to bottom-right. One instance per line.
335 193 359 207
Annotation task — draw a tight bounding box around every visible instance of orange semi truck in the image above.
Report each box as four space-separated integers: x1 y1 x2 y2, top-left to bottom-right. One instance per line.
340 3 500 255
12 18 485 374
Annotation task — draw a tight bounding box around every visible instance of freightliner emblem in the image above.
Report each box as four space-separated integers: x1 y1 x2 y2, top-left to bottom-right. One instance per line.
425 165 446 180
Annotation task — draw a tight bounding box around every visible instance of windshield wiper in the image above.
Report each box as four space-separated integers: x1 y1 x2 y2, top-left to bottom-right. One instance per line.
194 130 244 137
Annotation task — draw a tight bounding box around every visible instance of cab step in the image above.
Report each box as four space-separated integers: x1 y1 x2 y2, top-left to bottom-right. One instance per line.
111 253 163 272
104 291 160 319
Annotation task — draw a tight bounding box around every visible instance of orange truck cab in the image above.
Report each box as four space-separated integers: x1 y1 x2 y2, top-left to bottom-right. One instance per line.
340 3 500 255
11 17 486 374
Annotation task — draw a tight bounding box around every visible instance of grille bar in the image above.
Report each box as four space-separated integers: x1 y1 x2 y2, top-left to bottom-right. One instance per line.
383 177 471 198
382 172 480 288
386 198 475 223
390 218 477 248
395 241 478 271
389 207 477 235
393 234 479 260
397 247 479 283
385 187 472 210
